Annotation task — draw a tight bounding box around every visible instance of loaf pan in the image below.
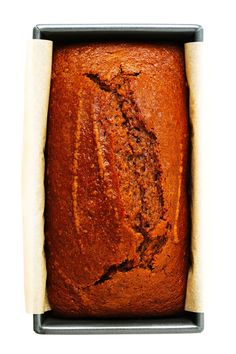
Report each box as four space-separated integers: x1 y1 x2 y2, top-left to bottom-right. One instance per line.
33 23 204 335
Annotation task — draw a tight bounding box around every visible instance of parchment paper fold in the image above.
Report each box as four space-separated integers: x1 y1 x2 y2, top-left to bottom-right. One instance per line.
22 39 52 313
184 42 204 312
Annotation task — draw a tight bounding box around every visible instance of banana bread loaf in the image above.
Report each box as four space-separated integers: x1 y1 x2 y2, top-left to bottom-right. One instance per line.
45 42 190 317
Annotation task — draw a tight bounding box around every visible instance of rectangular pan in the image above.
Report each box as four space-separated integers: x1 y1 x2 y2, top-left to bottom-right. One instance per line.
34 311 203 334
33 23 203 334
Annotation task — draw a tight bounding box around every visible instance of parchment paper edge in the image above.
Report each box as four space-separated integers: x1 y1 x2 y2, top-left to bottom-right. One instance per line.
184 42 204 313
22 39 52 314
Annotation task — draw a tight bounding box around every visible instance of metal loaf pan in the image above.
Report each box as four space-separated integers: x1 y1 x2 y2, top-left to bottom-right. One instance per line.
33 24 204 335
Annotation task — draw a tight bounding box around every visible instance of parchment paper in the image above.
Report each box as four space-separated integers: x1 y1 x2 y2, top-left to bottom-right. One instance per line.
22 39 52 313
184 42 204 312
23 40 203 314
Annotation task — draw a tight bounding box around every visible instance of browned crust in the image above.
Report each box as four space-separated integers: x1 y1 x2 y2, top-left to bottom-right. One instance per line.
45 42 189 317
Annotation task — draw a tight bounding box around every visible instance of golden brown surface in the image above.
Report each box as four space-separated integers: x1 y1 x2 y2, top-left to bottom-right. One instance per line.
45 42 190 317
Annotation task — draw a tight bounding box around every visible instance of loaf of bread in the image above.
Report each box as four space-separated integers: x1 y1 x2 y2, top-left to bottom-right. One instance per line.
45 42 189 317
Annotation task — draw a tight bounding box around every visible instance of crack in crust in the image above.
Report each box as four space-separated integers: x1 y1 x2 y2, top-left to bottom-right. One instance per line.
84 68 170 285
94 259 134 285
93 233 168 286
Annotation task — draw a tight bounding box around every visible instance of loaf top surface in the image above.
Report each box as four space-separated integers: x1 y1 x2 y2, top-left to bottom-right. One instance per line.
45 42 189 317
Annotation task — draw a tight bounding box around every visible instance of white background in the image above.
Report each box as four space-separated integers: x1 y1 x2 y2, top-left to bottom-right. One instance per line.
0 0 235 352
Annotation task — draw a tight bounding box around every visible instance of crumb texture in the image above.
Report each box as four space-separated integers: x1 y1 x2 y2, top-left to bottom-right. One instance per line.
45 43 189 317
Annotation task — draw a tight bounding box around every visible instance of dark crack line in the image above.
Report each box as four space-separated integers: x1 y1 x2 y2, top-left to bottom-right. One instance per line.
93 234 168 286
85 73 112 92
94 259 134 285
84 70 169 284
